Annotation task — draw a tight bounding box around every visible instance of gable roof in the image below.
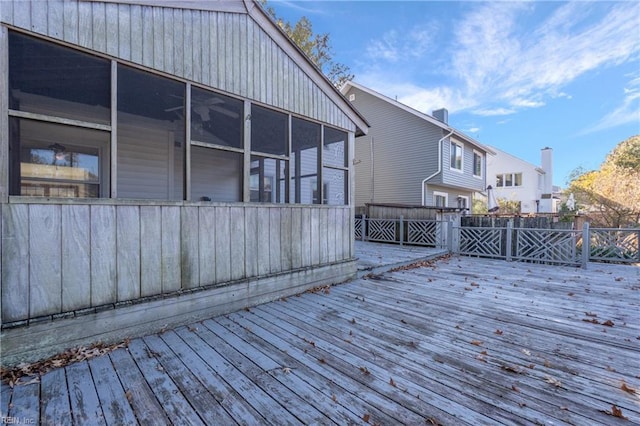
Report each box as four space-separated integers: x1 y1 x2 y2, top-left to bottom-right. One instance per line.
486 145 545 174
342 81 493 154
4 0 368 135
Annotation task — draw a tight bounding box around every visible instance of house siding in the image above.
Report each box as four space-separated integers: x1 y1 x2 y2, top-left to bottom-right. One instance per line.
0 0 356 133
440 137 486 192
347 87 441 208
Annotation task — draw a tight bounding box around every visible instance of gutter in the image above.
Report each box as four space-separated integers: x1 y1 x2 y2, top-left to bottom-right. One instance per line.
421 129 455 206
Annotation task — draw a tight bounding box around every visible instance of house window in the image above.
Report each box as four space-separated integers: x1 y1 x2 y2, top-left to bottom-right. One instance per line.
514 173 523 186
457 195 469 210
473 150 482 178
251 105 288 156
190 87 243 149
117 65 185 200
323 127 349 205
190 146 242 202
250 156 287 203
291 117 320 204
12 119 109 198
8 32 111 197
496 173 523 188
434 191 448 207
450 141 463 171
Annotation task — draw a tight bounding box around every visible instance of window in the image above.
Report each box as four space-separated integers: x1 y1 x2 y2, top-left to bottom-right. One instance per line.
11 119 109 198
434 191 448 207
8 32 111 197
457 195 469 209
514 173 522 186
496 173 523 188
9 32 111 124
291 117 320 204
117 65 185 200
473 150 482 178
250 156 287 203
323 127 349 205
251 105 288 156
450 141 463 171
190 87 243 148
190 146 242 202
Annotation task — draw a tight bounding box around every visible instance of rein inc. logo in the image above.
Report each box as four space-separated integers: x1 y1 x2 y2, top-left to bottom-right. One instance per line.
1 417 35 425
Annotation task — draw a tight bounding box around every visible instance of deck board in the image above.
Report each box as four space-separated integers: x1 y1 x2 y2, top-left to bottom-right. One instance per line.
2 245 639 425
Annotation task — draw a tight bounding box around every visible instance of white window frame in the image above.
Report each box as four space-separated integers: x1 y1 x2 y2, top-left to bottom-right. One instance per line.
433 190 448 207
457 195 469 210
472 150 483 179
450 140 464 173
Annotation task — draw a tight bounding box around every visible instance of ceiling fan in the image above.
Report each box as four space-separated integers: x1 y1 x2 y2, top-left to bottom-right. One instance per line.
165 94 239 121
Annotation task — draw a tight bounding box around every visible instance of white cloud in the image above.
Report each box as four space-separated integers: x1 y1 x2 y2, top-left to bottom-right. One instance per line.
356 1 640 123
580 74 640 134
468 127 481 134
365 25 438 63
473 108 517 117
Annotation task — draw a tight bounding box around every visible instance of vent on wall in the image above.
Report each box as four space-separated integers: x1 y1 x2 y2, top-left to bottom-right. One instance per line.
349 94 356 101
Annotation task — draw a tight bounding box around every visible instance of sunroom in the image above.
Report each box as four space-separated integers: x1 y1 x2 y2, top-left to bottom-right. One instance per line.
0 0 367 366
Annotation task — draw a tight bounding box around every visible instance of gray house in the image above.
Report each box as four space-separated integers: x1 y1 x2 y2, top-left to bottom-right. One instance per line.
342 82 493 212
0 0 367 366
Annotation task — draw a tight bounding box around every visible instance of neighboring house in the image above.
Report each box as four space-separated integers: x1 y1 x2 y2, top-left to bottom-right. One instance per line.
0 0 368 366
486 146 559 213
341 82 494 213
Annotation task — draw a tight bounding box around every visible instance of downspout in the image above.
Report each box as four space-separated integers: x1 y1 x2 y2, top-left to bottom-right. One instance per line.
421 129 455 205
370 136 375 204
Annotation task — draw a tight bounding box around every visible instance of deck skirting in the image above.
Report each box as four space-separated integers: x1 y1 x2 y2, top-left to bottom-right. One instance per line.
1 259 356 367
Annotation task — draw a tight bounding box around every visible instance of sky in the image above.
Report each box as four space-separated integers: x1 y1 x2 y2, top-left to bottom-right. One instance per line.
269 0 640 187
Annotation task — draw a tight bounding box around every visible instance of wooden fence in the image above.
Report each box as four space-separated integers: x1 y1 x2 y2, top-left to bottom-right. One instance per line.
1 201 353 324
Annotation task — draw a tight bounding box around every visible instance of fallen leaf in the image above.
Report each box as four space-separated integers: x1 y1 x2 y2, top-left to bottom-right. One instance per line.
615 277 624 282
512 385 520 392
602 320 615 327
544 360 551 368
400 319 408 324
501 365 524 374
585 312 598 317
351 318 357 324
480 350 488 355
544 375 562 388
601 405 628 420
495 329 504 335
567 292 574 296
362 413 370 423
470 340 483 346
332 394 337 403
389 377 397 387
360 366 370 375
470 282 480 287
125 390 133 402
582 318 600 324
621 381 636 394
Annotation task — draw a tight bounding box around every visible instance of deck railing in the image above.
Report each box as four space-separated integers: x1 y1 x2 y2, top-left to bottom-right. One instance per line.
355 216 639 267
355 215 449 249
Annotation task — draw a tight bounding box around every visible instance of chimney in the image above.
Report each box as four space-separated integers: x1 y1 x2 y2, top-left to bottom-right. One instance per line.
540 147 553 194
432 108 448 124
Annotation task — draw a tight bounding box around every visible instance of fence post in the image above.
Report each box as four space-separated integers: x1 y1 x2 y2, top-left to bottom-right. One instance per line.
581 222 590 269
446 220 453 253
506 220 513 262
399 215 404 246
361 214 366 241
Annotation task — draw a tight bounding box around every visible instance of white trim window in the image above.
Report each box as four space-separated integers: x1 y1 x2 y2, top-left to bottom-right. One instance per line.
433 191 448 207
457 195 469 210
473 150 483 178
496 172 523 187
450 140 463 172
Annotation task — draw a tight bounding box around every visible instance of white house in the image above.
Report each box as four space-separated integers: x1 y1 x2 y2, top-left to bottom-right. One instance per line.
486 146 559 213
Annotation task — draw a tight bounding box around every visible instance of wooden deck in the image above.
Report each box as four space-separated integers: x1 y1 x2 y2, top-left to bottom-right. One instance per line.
2 247 639 425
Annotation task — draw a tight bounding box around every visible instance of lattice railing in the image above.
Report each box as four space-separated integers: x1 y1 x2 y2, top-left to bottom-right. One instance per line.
354 218 363 240
459 227 503 257
406 220 439 246
367 219 397 243
515 229 581 265
590 229 640 263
